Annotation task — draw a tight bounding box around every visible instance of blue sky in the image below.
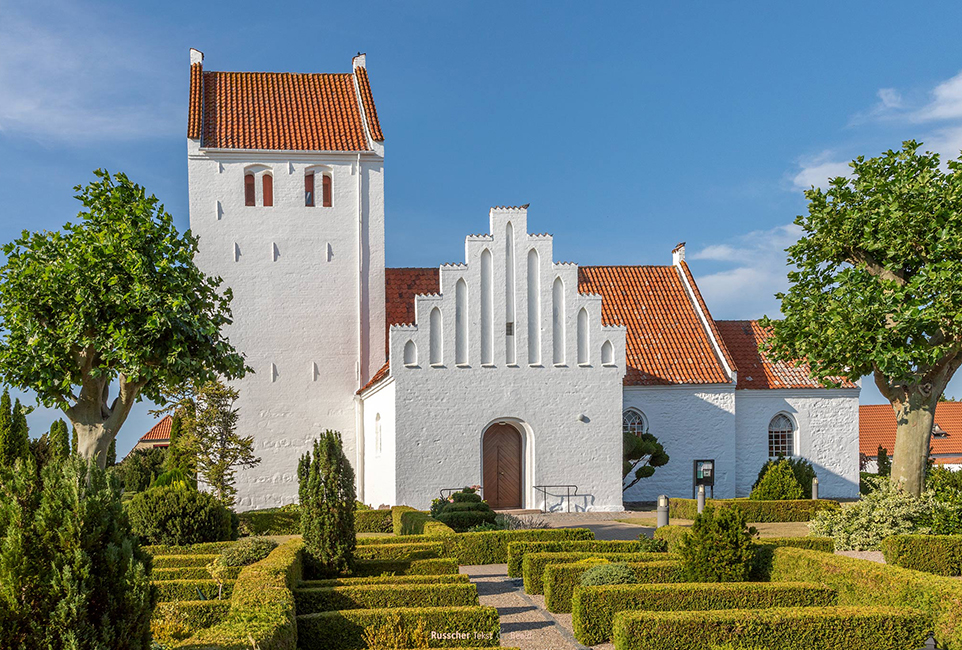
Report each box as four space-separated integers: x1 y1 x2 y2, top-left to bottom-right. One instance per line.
4 0 962 456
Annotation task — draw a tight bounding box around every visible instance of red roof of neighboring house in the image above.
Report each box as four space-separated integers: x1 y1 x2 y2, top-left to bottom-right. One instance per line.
716 320 857 390
140 415 173 442
187 57 380 151
860 403 962 457
358 361 391 395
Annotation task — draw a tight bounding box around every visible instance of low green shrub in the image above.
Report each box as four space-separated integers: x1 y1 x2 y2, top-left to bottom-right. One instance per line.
356 508 393 533
430 487 498 532
881 534 962 576
507 537 665 577
151 553 219 569
237 504 300 536
353 541 444 561
351 557 459 577
152 566 243 581
611 606 929 650
572 581 837 646
753 457 817 499
580 562 637 586
153 579 235 602
391 505 457 536
127 486 236 545
219 537 279 567
678 505 757 582
544 560 685 613
151 600 231 645
770 546 962 649
296 605 500 650
653 525 690 553
295 582 478 614
750 459 804 500
669 498 839 522
300 574 470 589
523 551 667 594
142 541 234 556
751 536 834 579
177 537 304 650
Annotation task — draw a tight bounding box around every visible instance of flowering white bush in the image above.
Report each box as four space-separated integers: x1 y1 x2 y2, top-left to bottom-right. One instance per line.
809 475 939 550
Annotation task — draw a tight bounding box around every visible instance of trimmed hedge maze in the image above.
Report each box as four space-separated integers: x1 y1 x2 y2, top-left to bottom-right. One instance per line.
881 534 962 576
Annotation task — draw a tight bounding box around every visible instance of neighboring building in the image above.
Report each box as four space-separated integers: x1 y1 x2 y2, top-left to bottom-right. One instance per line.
186 50 862 512
131 415 173 453
860 403 962 471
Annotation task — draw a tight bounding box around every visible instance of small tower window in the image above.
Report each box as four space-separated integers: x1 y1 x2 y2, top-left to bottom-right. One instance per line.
262 174 273 207
322 174 333 207
244 173 255 206
305 172 315 207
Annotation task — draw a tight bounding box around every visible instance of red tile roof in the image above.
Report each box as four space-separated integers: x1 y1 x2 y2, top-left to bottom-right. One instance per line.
860 403 962 457
385 267 440 350
716 320 857 390
578 266 731 386
140 415 173 442
187 55 381 151
357 361 391 395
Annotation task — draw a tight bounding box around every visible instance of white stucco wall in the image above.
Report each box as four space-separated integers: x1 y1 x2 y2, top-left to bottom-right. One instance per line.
359 379 397 508
188 142 385 511
622 385 737 502
385 207 628 512
733 389 860 498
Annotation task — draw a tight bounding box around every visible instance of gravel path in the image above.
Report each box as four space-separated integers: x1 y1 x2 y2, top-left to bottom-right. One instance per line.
461 564 589 650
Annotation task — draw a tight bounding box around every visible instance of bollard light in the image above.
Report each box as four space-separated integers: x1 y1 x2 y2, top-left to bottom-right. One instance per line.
812 476 819 501
656 495 669 529
696 484 706 514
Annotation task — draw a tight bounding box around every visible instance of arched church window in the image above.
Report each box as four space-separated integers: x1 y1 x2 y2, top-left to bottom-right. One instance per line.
244 173 255 206
322 174 333 207
375 413 382 456
601 340 614 366
305 172 315 207
577 308 589 365
430 307 443 366
623 409 647 436
768 414 796 457
403 340 418 366
262 174 273 207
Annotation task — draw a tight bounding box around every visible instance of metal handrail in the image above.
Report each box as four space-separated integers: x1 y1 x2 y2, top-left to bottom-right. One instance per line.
534 484 580 513
439 486 483 500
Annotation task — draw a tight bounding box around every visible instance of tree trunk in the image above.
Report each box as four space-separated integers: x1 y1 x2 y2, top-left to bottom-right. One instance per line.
889 385 938 496
66 373 143 470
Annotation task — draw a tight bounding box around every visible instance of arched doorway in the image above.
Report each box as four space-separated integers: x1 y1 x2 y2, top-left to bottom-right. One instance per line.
482 422 523 509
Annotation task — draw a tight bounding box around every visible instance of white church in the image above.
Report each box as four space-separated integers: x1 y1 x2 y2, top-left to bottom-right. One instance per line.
186 50 861 512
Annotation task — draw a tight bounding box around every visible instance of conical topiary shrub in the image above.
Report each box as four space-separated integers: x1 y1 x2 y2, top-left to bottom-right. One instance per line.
298 430 356 577
750 458 804 501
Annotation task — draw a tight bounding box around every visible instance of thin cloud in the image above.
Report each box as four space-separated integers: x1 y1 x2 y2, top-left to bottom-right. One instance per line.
790 152 851 190
0 0 181 143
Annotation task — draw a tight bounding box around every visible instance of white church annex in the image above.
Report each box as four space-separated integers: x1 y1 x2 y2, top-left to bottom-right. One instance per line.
186 50 861 512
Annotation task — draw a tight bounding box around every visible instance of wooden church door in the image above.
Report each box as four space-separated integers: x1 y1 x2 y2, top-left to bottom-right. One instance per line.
482 423 522 509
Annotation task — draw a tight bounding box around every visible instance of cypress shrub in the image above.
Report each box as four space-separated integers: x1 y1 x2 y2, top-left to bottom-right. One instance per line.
0 454 155 649
48 419 70 460
753 456 817 498
750 458 804 500
299 430 356 578
126 485 236 545
678 505 757 582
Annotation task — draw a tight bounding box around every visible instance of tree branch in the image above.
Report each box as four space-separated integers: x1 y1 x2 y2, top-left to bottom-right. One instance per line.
847 250 908 287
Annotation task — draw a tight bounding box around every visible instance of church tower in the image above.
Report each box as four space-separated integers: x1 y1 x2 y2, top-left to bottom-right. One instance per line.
186 49 385 509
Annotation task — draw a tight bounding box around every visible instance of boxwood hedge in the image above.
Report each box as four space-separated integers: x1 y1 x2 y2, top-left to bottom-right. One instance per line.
151 599 231 645
572 581 837 645
507 538 666 577
143 541 234 556
296 605 501 650
151 553 219 569
352 557 459 576
881 534 962 576
523 552 667 594
300 574 470 589
391 506 456 536
237 506 300 536
152 565 243 581
770 546 962 649
668 498 839 522
295 582 478 613
153 579 234 602
544 560 685 613
356 508 393 533
611 606 929 650
353 541 444 561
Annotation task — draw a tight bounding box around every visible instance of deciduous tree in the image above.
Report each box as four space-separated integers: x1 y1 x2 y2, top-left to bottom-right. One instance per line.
622 428 669 492
765 141 962 495
0 170 249 469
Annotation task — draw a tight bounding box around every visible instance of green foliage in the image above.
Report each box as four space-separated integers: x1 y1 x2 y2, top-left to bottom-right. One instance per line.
928 466 962 534
572 582 838 646
0 170 249 467
48 418 70 459
752 457 815 498
295 582 479 613
296 605 501 650
142 541 233 556
612 606 929 650
392 505 457 536
0 454 154 649
238 504 301 536
355 507 393 533
678 505 758 582
580 562 638 586
106 437 116 466
770 546 962 649
298 430 356 578
0 390 28 468
354 542 444 561
112 445 167 493
163 412 195 477
151 599 231 646
152 565 242 581
218 537 279 567
150 467 194 490
523 551 666 594
351 557 459 577
809 475 940 550
881 534 962 576
653 525 691 553
300 574 470 589
126 485 236 545
150 553 218 568
506 538 665 577
750 459 804 500
877 446 892 477
431 487 497 532
668 497 839 522
623 428 670 491
153 579 234 602
544 560 685 613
